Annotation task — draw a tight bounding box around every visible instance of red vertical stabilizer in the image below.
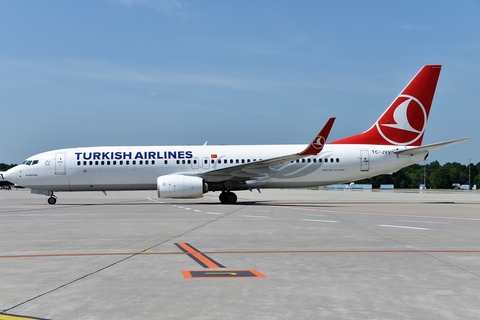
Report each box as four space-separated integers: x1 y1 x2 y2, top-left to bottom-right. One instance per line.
331 65 441 146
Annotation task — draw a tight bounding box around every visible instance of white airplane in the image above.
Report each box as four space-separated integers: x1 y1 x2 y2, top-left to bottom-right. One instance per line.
3 65 470 205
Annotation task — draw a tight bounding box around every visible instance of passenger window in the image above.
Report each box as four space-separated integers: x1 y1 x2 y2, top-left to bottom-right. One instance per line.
126 160 130 165
336 158 339 162
107 161 111 165
139 160 143 165
113 161 116 165
120 160 123 165
330 158 334 163
164 160 168 165
83 161 87 165
89 161 93 165
152 160 155 165
77 161 81 166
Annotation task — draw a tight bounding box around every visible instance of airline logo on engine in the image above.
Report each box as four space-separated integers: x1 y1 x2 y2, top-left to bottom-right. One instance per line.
75 150 193 160
375 94 427 145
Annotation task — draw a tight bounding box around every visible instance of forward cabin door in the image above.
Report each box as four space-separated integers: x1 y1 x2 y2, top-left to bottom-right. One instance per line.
55 152 66 175
360 150 370 172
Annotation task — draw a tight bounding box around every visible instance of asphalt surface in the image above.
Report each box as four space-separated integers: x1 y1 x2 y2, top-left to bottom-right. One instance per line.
1 188 479 320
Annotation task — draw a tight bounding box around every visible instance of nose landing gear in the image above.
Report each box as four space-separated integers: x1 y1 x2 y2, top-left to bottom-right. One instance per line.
47 193 57 205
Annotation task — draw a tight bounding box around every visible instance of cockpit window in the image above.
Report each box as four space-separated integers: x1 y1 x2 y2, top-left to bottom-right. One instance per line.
22 160 39 166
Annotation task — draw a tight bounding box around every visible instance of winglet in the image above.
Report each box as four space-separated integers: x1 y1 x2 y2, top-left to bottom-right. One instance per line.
298 117 335 156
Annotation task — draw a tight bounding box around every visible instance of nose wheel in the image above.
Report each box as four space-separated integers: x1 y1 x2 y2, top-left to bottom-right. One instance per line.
47 194 57 205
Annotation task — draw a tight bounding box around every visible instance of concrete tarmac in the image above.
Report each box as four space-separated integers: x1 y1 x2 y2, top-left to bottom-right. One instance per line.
1 188 479 320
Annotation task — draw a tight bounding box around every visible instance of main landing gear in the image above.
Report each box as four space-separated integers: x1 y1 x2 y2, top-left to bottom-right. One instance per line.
219 191 237 204
47 192 57 205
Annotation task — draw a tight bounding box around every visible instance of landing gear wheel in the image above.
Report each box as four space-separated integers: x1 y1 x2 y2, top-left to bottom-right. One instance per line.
226 192 237 204
47 196 57 205
219 191 237 204
219 192 227 204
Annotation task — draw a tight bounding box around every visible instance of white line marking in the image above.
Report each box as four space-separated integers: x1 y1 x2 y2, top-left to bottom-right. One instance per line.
378 225 430 230
397 220 447 225
243 215 269 219
206 212 222 215
304 213 328 217
302 219 338 223
193 210 202 212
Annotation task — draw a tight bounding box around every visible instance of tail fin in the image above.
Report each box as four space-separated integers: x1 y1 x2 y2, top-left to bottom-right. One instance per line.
331 65 442 146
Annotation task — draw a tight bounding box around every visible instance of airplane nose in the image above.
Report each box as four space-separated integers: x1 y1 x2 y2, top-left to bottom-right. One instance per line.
3 168 17 185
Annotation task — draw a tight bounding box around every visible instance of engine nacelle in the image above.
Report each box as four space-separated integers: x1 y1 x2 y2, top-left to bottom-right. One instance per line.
157 175 207 199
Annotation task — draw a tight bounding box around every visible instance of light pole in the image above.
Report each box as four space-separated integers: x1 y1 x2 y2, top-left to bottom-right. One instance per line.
468 158 472 190
424 160 426 189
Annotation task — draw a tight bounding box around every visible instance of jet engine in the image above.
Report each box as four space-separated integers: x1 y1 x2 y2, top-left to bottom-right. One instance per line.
157 175 207 198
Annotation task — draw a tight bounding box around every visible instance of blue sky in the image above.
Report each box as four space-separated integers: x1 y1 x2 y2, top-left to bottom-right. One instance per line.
1 0 479 165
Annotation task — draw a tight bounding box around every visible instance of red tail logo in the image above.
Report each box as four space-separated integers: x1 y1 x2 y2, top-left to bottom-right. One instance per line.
376 94 427 145
331 65 441 146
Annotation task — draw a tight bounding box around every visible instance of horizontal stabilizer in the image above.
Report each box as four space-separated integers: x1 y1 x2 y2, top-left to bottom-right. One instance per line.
394 137 472 156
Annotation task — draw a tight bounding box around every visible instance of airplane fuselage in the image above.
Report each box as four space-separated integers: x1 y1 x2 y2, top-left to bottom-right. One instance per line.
8 143 423 193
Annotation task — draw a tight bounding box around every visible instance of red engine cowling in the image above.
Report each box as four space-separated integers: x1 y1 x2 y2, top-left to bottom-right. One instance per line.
157 175 207 198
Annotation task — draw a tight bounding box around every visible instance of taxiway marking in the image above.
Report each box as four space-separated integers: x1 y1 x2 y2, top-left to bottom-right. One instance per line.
378 224 431 230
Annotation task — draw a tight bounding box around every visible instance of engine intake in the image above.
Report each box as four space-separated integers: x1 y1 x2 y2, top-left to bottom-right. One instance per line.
157 175 207 198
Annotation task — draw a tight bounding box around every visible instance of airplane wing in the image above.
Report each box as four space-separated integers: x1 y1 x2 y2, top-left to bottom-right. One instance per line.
181 117 335 183
394 137 472 156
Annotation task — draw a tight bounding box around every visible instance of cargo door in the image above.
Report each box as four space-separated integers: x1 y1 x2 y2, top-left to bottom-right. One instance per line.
360 150 369 172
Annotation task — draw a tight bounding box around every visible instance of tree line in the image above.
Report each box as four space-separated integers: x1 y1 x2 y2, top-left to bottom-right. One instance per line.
355 161 480 189
1 161 479 189
0 163 16 171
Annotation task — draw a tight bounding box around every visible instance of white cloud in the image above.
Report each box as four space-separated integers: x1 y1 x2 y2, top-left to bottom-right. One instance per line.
116 0 185 17
397 23 431 30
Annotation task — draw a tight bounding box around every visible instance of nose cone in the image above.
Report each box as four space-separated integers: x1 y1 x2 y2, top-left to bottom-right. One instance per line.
2 167 17 185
